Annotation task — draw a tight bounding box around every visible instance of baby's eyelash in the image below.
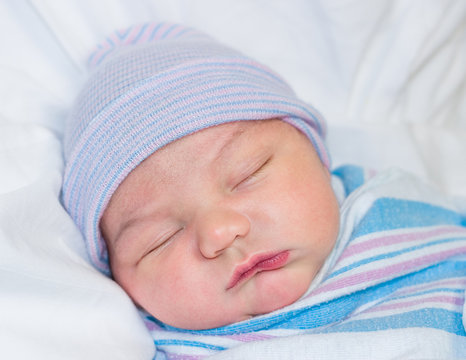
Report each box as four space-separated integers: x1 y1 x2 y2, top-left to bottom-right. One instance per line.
249 157 271 178
236 156 272 188
146 228 182 256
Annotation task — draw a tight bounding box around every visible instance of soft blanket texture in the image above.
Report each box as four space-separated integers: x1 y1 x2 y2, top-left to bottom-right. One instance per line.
143 166 466 359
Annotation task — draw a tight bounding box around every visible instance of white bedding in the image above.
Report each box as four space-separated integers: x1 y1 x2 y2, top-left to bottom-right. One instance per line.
0 1 465 359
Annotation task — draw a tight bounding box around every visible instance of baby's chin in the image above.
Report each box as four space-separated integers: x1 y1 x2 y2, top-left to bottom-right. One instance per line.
168 292 306 330
171 311 254 330
147 307 262 330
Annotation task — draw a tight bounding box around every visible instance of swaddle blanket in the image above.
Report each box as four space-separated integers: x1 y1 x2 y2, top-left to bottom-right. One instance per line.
143 165 466 359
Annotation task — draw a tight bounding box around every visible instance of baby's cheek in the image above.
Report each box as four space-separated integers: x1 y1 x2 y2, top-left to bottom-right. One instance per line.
151 275 231 329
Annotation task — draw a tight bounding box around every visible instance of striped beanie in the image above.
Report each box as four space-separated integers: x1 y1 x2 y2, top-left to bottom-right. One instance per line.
62 22 330 275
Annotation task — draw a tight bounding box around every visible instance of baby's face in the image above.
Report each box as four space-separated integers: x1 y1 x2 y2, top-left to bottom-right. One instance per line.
100 120 340 330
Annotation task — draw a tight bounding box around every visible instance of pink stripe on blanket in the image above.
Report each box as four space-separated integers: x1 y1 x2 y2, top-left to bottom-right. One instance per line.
365 295 464 314
312 246 466 296
164 352 205 360
394 277 466 297
226 332 274 342
339 226 461 262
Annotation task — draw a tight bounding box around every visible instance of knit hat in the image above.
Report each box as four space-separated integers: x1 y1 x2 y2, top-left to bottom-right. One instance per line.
62 22 330 275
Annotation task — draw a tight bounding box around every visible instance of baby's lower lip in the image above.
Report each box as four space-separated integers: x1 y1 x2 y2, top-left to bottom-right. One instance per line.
227 251 290 290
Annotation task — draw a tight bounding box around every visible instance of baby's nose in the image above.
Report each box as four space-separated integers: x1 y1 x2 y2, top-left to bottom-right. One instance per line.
196 208 250 258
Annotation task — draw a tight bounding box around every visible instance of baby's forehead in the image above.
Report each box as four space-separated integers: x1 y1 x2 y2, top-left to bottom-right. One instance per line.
104 119 300 219
120 121 258 183
162 118 296 150
145 119 308 175
120 119 291 192
146 120 274 161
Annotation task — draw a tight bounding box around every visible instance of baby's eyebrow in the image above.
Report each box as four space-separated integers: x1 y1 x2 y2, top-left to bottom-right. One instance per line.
113 216 147 249
113 213 168 256
213 127 247 163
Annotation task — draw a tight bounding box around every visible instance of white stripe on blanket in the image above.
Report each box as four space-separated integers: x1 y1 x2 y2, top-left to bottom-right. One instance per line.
143 166 466 359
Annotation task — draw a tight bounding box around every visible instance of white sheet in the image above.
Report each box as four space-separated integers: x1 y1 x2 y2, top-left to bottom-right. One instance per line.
0 1 465 359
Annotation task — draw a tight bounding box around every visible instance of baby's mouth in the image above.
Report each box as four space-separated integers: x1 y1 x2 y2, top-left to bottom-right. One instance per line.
227 250 290 290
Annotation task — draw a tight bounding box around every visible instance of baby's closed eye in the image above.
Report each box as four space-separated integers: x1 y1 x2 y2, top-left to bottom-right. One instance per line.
142 227 184 259
234 156 272 191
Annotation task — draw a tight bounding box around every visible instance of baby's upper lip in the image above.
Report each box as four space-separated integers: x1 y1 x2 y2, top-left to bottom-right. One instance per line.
226 250 290 290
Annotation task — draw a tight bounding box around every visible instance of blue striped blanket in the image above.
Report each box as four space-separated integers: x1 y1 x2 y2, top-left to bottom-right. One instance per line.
143 166 466 359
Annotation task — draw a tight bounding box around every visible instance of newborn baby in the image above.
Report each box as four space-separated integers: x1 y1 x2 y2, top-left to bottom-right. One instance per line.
62 22 335 330
62 22 466 359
